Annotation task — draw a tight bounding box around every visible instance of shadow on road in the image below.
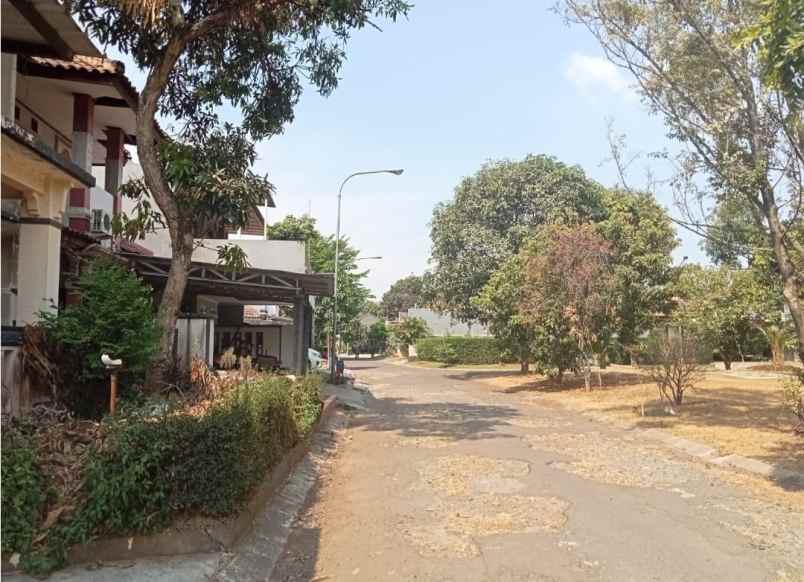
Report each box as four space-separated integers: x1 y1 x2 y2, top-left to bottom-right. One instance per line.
269 482 323 582
350 396 521 443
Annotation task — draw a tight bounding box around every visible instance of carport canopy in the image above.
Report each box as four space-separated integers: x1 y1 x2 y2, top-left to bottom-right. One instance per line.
122 253 334 302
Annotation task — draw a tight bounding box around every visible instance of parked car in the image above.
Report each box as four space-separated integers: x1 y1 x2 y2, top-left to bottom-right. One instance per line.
308 348 324 369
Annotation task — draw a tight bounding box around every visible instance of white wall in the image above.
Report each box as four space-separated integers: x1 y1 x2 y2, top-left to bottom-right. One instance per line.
406 308 490 337
119 163 308 273
89 186 114 216
281 324 297 370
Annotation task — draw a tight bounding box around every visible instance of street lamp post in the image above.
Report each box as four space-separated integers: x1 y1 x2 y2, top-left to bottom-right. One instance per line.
331 169 403 380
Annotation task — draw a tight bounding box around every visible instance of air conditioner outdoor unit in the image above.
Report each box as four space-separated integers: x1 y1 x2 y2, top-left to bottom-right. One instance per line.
91 209 112 234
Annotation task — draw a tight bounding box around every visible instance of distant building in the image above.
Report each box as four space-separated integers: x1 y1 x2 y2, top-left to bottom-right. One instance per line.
403 308 489 337
358 312 381 328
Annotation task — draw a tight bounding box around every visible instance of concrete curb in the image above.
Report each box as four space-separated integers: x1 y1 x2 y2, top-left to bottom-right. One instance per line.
1 396 338 573
584 411 804 489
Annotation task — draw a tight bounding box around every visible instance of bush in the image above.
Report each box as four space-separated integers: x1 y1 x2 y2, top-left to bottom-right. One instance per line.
5 374 322 574
1 430 49 556
782 375 804 432
391 317 430 357
637 329 711 409
39 259 160 417
415 336 512 365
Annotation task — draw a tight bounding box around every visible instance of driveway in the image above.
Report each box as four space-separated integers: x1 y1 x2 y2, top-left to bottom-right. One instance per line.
272 359 803 581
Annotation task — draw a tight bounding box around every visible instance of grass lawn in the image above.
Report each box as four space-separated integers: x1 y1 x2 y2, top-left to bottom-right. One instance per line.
471 364 803 475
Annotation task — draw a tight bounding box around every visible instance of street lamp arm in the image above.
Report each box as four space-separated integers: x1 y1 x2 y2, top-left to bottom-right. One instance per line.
338 169 404 198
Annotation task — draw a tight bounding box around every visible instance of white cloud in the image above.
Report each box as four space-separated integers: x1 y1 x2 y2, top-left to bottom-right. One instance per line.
564 52 633 97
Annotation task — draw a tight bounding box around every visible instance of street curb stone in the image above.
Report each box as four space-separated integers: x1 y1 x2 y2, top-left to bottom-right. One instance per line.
618 417 804 488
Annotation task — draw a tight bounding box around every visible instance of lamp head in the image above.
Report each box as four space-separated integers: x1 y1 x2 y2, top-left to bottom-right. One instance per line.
388 169 404 176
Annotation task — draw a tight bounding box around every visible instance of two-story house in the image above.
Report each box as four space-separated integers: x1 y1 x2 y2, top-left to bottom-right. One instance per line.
1 0 137 414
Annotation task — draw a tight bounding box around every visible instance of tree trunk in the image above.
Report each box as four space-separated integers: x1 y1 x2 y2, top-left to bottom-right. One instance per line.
520 359 529 374
135 34 191 392
146 230 194 391
763 188 804 364
723 358 732 371
771 334 785 371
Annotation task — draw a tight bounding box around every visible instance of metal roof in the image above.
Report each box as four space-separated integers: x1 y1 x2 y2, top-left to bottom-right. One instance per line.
122 253 334 302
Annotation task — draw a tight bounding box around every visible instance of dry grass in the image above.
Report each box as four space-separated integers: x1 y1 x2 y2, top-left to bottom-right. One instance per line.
476 365 804 475
415 455 531 497
402 454 569 558
744 363 802 375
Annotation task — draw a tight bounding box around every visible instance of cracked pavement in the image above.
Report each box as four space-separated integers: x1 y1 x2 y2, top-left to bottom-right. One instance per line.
272 359 804 582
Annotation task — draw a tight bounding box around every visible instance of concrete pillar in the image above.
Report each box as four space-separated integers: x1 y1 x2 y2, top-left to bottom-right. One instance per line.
16 220 61 324
303 298 312 362
104 126 125 215
1 53 17 120
68 94 94 232
294 296 306 375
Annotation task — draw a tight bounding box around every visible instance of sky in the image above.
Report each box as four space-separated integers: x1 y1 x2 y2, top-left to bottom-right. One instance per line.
107 0 706 299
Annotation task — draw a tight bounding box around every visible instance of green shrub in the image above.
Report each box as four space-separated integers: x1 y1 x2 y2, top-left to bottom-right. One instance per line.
392 317 430 356
40 258 160 417
415 336 512 365
7 374 322 574
1 430 48 555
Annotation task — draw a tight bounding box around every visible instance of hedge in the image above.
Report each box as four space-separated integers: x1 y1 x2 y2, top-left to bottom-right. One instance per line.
415 336 514 365
1 374 322 575
1 431 49 558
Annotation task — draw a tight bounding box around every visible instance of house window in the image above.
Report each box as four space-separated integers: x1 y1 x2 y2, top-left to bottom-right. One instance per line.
14 106 19 120
91 209 103 232
30 118 38 133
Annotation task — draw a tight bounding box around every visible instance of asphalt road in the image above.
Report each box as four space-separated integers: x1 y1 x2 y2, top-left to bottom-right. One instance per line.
271 359 803 582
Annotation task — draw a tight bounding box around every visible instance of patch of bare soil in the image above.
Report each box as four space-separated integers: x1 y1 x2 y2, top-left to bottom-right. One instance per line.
414 455 531 496
744 364 802 375
402 455 569 558
393 435 458 449
526 432 696 492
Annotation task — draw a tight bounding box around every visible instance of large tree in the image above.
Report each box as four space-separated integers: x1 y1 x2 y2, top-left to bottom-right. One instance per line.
72 0 408 386
266 215 371 349
740 0 804 107
595 188 678 349
673 265 777 369
473 254 537 374
380 275 424 319
428 154 606 321
564 0 804 362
